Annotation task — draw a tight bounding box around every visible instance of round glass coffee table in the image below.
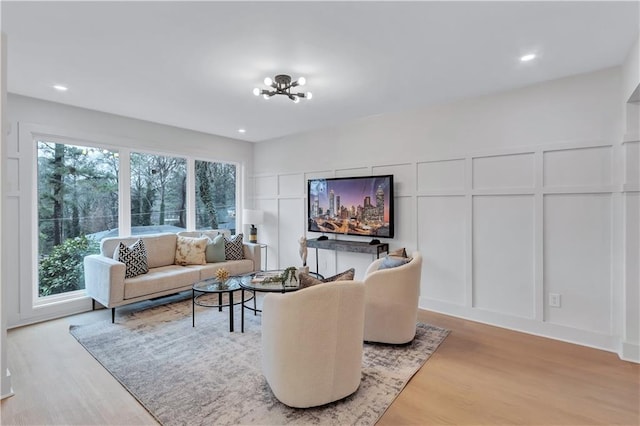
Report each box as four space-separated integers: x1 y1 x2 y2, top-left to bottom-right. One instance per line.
238 270 324 332
192 277 243 331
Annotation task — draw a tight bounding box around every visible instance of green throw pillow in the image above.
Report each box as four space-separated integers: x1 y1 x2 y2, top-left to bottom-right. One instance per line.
205 234 226 263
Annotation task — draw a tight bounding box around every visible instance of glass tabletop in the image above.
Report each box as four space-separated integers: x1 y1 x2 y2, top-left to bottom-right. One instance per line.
192 277 242 293
238 270 323 292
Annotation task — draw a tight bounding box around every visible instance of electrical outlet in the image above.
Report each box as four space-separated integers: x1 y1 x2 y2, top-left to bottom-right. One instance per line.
549 293 561 308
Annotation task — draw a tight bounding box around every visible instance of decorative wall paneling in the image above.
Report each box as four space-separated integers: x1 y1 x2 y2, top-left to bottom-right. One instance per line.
251 140 627 354
622 135 639 360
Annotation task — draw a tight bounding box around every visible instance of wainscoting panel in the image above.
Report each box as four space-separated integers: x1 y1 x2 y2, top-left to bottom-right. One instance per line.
255 198 277 270
372 163 414 196
5 157 19 193
472 195 535 319
416 159 465 192
335 167 369 177
255 175 278 198
278 173 304 197
305 171 334 181
472 153 535 189
625 141 639 187
3 196 21 324
624 192 639 351
278 198 305 269
544 193 612 334
337 251 373 281
543 146 612 188
417 196 466 306
391 196 416 255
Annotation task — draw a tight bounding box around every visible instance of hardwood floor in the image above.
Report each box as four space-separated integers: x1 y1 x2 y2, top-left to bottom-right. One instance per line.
1 304 638 425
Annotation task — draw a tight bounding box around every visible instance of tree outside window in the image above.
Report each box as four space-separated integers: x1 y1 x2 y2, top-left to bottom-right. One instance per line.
37 141 118 297
195 160 236 234
130 152 187 235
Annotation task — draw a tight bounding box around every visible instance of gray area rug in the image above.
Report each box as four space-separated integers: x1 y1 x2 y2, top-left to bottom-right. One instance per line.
70 296 449 425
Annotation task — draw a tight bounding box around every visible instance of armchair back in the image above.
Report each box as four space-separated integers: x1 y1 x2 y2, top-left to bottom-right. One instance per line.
363 252 422 344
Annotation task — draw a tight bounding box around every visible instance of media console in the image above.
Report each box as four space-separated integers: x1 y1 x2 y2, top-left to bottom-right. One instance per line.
306 238 389 275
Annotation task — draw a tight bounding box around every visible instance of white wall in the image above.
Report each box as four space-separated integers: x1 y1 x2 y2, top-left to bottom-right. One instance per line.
2 94 254 327
253 66 640 360
1 31 14 400
621 34 640 362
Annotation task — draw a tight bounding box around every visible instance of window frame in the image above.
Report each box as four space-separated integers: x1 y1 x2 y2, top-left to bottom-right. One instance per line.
29 135 241 310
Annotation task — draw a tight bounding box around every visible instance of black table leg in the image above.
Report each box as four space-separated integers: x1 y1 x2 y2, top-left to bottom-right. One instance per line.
192 288 195 327
218 292 222 312
241 289 245 333
229 291 234 332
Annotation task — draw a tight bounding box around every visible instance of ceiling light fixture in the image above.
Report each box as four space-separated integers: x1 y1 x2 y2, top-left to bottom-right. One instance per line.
238 129 246 133
253 74 312 103
520 53 536 62
53 84 68 91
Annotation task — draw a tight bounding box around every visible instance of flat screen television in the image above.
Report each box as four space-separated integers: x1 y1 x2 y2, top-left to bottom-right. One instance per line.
307 174 394 238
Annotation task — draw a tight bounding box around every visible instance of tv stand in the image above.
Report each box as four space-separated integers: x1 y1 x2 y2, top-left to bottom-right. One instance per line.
306 238 389 275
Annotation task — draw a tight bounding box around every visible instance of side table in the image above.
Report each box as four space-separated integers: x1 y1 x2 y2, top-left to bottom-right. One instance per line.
192 277 243 332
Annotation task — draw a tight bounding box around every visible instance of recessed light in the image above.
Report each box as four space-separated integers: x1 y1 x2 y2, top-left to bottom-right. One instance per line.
53 85 68 91
520 54 536 62
238 129 246 133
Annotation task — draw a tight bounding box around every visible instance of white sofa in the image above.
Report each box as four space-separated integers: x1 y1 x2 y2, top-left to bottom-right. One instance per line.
261 280 365 408
363 252 422 344
84 232 261 322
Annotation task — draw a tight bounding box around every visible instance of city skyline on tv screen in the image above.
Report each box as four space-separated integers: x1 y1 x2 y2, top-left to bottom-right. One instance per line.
307 175 394 238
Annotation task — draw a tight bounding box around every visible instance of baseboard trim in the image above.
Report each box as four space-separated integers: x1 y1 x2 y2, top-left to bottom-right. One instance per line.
420 298 620 356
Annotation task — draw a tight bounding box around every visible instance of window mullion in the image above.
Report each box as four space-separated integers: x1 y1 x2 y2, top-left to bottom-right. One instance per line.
186 158 196 230
119 148 131 236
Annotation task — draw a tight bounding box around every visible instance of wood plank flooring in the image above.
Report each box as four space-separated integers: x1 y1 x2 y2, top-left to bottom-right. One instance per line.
1 303 638 425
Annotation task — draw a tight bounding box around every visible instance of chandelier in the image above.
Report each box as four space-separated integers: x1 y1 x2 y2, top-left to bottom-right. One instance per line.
253 74 313 103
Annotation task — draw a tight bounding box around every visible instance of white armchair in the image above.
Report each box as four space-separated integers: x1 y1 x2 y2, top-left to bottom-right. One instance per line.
363 252 422 344
261 280 365 408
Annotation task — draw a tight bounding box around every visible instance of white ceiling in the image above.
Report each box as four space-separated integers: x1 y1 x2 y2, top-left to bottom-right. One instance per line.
2 1 639 143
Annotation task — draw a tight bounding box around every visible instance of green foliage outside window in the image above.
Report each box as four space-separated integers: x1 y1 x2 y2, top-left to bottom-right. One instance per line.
38 235 99 297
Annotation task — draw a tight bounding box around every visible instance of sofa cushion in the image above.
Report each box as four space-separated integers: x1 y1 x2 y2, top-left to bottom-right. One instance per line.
224 234 245 260
177 230 232 239
123 265 200 300
101 233 178 268
175 236 208 266
113 239 149 279
205 234 226 263
299 268 355 289
186 259 255 280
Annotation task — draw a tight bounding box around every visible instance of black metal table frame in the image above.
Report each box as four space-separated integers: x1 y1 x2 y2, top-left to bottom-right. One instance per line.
192 287 245 332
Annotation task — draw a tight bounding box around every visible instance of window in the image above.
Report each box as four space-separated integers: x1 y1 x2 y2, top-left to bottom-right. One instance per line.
36 141 119 298
195 160 237 234
35 143 238 302
130 152 187 235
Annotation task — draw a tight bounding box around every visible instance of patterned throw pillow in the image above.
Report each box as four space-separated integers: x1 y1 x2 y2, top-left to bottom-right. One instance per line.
205 234 226 263
299 268 356 289
174 236 208 266
113 239 149 279
224 234 244 260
